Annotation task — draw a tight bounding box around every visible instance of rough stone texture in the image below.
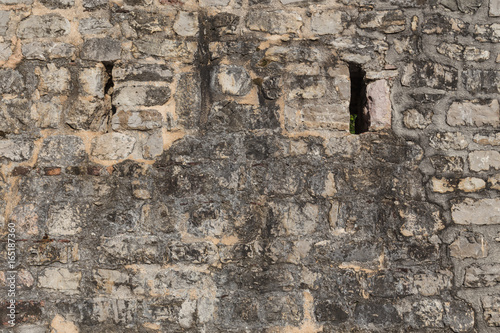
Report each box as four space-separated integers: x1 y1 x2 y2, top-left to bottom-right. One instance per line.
0 0 499 332
452 198 500 224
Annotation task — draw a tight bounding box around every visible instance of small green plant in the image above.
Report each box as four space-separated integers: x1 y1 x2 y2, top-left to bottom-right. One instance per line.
349 114 357 134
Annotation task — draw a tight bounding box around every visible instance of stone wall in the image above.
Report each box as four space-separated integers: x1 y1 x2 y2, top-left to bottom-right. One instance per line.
0 0 499 331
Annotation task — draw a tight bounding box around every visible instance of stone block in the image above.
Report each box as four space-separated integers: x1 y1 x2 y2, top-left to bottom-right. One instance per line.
0 139 33 162
91 132 136 160
113 63 173 82
401 61 458 90
458 177 486 192
22 42 75 60
174 11 198 36
451 198 500 225
81 38 121 61
0 69 24 94
79 18 112 35
311 11 343 35
113 85 171 108
422 14 467 35
464 46 490 61
463 69 500 94
491 0 500 16
247 11 303 34
447 99 499 127
357 10 405 34
17 15 70 38
46 204 83 236
37 63 70 95
0 42 11 61
482 295 500 326
469 150 500 171
443 301 475 333
211 65 252 96
465 264 500 287
474 133 500 145
40 0 73 8
364 80 391 131
429 132 468 150
403 109 432 129
450 233 487 259
37 135 87 167
32 97 62 128
474 23 500 42
133 38 196 61
112 110 163 131
39 268 81 293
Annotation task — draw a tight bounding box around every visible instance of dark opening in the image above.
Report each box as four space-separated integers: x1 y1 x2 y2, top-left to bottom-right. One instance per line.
103 61 116 132
348 63 368 134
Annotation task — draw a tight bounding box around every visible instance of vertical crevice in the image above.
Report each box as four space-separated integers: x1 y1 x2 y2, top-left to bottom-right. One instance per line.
348 63 368 134
197 11 213 129
103 61 116 132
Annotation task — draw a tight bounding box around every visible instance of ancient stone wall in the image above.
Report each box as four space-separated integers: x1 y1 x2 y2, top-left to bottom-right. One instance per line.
0 0 499 331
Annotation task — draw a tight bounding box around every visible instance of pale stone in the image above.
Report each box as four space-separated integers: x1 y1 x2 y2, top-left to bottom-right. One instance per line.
38 136 86 167
50 314 79 333
0 139 33 162
112 110 163 131
450 235 487 259
437 42 464 60
247 11 303 34
364 80 391 131
279 202 319 236
451 198 500 225
447 100 500 127
38 63 70 95
91 133 136 160
429 132 468 150
0 42 12 61
174 11 198 37
81 38 121 62
469 150 500 171
466 265 500 287
473 133 500 146
464 46 490 61
431 177 454 193
22 42 75 60
32 98 62 128
322 172 337 197
179 299 196 328
328 200 339 230
357 10 405 34
488 173 500 190
311 11 343 35
199 0 229 6
490 0 500 16
47 204 82 236
17 15 70 38
211 65 252 96
482 295 500 326
403 109 432 129
134 38 197 61
78 18 112 35
79 65 106 98
458 177 486 192
113 85 171 108
39 268 81 293
9 204 38 236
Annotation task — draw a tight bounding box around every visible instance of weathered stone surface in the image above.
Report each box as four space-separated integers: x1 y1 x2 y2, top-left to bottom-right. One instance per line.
247 11 303 34
81 38 121 61
37 63 70 95
38 136 87 167
463 69 500 94
465 265 500 287
429 132 468 150
447 99 500 127
113 63 173 82
403 109 432 129
458 177 486 192
451 198 500 224
450 233 487 258
364 80 391 131
443 301 475 332
469 150 500 171
357 10 405 33
489 173 500 190
401 61 458 90
482 295 500 326
40 0 74 8
0 139 33 161
474 132 500 145
133 38 196 61
79 18 113 35
173 11 198 36
32 97 62 128
491 0 500 16
437 42 464 60
113 85 171 108
18 15 70 38
431 177 454 193
211 65 252 96
91 133 136 160
47 204 83 236
22 42 76 60
422 14 468 35
39 268 81 293
112 110 163 131
474 23 500 42
0 69 24 94
311 11 343 35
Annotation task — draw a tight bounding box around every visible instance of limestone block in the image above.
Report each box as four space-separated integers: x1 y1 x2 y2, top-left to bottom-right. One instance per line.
451 198 500 224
